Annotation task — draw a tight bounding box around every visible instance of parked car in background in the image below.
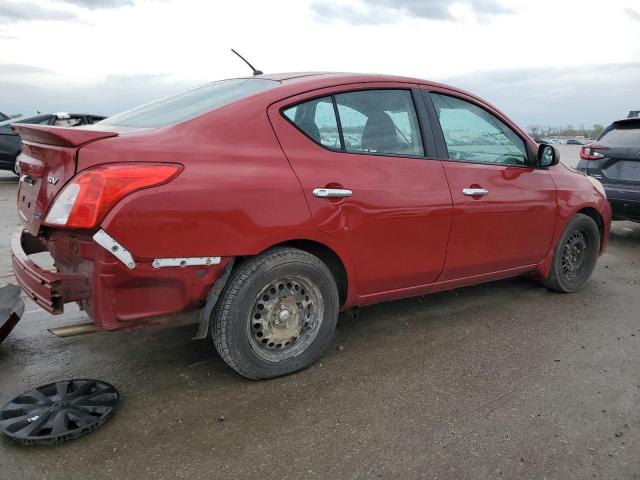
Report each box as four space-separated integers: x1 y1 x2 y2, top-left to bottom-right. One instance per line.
578 117 640 222
0 112 105 173
0 112 9 122
10 73 611 379
566 139 583 145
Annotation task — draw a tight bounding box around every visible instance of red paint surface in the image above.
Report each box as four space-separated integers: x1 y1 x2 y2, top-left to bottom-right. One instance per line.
10 73 612 329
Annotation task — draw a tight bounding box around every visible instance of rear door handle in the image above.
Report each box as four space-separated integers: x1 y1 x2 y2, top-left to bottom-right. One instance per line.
462 188 489 196
313 188 352 198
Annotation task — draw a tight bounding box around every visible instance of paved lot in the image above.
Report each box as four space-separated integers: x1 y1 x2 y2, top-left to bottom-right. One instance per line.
1 150 640 479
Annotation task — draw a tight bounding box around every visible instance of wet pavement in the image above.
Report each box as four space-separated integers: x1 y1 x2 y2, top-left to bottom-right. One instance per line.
1 161 640 479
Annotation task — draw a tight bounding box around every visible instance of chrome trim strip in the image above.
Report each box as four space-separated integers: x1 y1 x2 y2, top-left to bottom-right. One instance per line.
93 229 135 269
151 257 221 268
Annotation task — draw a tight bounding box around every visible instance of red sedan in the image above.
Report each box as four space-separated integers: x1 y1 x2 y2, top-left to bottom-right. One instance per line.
11 72 611 379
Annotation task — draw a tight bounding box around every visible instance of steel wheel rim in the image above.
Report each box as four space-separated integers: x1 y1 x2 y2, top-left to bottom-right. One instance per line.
247 275 324 362
561 230 588 282
0 379 119 445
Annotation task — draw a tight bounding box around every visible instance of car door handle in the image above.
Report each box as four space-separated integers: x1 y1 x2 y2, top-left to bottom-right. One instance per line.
313 188 352 198
462 188 489 196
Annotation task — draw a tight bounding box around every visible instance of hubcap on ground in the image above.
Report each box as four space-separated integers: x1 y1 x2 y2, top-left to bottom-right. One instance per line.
0 379 119 446
248 276 323 362
561 230 588 281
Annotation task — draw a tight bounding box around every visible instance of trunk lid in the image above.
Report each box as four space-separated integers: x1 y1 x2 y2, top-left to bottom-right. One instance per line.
12 124 118 235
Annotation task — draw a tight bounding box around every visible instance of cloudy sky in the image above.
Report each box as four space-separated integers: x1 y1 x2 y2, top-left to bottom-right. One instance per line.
1 0 639 127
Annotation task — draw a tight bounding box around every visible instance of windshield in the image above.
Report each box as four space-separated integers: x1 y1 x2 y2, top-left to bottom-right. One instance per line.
100 78 279 128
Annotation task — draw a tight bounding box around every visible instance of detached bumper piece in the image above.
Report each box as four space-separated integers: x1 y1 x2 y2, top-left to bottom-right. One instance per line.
10 230 89 315
0 284 25 344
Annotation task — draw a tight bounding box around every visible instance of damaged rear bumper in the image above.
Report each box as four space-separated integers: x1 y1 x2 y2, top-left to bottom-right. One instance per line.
10 228 228 331
11 230 89 314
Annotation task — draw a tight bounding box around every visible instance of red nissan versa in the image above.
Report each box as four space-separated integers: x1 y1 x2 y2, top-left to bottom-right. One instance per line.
11 73 611 379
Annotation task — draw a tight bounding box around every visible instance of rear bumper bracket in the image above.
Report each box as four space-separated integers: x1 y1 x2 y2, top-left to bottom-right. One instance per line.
11 229 90 314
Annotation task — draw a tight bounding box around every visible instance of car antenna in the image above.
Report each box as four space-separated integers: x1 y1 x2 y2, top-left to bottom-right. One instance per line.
231 49 263 76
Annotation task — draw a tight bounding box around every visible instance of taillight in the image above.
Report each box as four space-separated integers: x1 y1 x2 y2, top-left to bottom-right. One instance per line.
580 145 609 160
45 163 182 228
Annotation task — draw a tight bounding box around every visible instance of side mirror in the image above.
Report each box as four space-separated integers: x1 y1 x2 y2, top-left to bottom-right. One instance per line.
537 144 559 168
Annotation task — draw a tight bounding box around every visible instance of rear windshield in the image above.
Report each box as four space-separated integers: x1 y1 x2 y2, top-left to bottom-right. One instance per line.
598 122 640 146
0 115 30 127
99 78 279 128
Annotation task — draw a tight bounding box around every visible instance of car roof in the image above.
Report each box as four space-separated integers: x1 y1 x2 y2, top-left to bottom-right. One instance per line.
240 71 474 98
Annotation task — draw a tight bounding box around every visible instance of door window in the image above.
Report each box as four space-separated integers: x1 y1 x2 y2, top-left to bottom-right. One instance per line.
282 89 424 157
431 93 528 166
335 90 423 156
283 97 341 149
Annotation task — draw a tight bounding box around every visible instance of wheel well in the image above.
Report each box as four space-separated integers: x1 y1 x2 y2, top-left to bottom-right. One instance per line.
272 240 348 305
577 207 604 245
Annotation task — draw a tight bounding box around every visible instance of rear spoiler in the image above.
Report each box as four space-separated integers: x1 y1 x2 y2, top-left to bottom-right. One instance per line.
11 124 118 147
613 118 640 126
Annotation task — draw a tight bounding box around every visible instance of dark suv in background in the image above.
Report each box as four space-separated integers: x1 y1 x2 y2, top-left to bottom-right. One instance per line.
577 116 640 222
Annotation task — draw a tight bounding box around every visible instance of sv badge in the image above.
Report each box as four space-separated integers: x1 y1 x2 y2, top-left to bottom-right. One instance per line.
47 176 59 185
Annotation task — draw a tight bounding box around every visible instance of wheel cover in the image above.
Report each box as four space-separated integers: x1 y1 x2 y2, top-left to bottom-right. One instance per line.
248 275 324 362
0 379 119 445
561 229 589 282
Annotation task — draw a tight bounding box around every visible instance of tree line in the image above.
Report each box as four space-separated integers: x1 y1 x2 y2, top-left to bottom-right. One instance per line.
528 124 605 140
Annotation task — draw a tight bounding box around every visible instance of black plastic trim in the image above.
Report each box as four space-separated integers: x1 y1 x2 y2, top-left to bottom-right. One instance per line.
331 96 345 150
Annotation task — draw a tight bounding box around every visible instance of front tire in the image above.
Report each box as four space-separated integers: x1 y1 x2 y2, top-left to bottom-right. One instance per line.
212 247 339 380
542 213 600 293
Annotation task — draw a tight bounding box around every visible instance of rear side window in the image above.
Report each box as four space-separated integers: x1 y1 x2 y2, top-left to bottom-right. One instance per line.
283 97 340 149
283 89 424 157
335 90 423 156
101 78 278 128
431 93 528 166
598 123 640 146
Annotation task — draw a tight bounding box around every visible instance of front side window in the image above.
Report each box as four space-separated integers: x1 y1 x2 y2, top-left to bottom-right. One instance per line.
282 89 424 157
431 93 528 166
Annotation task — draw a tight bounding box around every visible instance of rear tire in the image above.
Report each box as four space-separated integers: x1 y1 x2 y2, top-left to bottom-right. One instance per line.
542 213 600 293
212 247 339 380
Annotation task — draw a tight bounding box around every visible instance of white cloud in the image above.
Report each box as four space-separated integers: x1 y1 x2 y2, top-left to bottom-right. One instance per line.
311 0 514 24
57 0 135 9
625 7 640 22
0 0 77 23
443 63 640 127
0 0 638 126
